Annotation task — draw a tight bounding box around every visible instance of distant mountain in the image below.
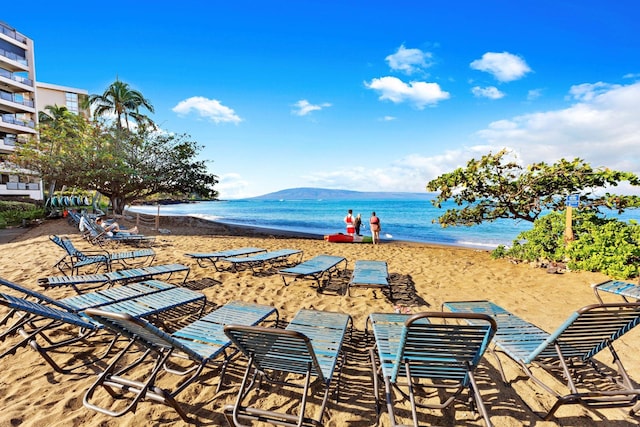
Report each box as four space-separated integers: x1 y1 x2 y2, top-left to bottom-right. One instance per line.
249 187 434 201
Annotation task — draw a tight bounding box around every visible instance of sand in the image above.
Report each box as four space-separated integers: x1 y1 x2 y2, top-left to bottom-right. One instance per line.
0 216 638 427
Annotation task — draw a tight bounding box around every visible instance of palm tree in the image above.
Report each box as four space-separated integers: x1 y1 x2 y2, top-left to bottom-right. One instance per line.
87 79 155 130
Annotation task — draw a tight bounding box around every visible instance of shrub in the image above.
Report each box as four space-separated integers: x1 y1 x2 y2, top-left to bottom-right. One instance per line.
493 210 640 279
0 201 45 227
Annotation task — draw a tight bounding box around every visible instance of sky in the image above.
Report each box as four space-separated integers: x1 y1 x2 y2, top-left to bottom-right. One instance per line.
4 1 640 199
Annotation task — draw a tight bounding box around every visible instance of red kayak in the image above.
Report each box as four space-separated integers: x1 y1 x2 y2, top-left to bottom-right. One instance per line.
324 233 372 243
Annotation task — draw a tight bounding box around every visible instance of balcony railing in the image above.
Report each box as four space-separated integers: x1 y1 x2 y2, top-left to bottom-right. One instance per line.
0 23 28 44
0 137 16 146
0 114 35 128
0 91 34 108
0 47 27 66
4 182 40 190
0 68 33 86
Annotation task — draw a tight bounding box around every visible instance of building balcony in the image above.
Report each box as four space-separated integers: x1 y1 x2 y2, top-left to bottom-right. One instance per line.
0 182 42 200
0 68 33 91
0 47 28 71
0 91 35 113
0 114 36 134
0 22 28 45
0 137 16 153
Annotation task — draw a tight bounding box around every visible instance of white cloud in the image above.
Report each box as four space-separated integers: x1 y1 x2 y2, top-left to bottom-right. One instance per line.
471 86 505 99
302 146 497 193
216 173 251 199
527 89 542 101
304 81 640 196
172 96 242 124
380 116 396 121
567 82 619 102
292 99 332 116
474 81 640 174
365 76 450 109
470 52 532 82
385 44 433 75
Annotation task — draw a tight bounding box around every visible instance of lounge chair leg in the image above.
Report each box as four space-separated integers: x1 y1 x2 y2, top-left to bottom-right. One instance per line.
468 370 494 427
404 363 419 427
368 348 383 423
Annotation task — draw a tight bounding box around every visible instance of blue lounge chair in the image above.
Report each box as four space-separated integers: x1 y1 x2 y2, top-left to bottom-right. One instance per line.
38 263 190 293
50 235 156 275
224 249 303 273
0 280 206 374
279 254 347 290
185 247 266 271
592 279 640 303
81 213 155 248
443 300 640 420
223 308 352 427
83 301 279 423
346 260 390 297
367 311 497 427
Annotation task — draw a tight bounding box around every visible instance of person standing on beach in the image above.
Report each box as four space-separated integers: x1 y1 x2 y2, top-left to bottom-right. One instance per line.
354 213 362 235
370 211 381 244
345 209 355 235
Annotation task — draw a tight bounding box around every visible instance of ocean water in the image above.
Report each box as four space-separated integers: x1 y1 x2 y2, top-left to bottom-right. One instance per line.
127 198 536 249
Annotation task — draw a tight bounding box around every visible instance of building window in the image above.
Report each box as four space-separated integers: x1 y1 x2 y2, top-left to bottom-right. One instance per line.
66 92 79 114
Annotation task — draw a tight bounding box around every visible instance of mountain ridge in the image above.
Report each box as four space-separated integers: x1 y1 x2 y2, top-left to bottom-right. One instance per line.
248 187 434 201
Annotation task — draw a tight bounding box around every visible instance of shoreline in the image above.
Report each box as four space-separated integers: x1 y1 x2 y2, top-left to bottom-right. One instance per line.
151 213 495 252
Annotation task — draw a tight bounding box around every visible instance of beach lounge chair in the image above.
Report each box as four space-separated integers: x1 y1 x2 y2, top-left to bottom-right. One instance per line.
279 254 347 290
443 300 640 420
81 213 155 248
346 260 390 297
592 279 640 303
367 311 497 427
224 249 303 273
223 308 352 427
185 247 266 271
82 301 279 423
38 263 190 293
0 279 206 373
50 235 156 275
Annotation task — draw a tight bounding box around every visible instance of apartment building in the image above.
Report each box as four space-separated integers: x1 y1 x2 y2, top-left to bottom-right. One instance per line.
0 21 39 199
0 21 88 200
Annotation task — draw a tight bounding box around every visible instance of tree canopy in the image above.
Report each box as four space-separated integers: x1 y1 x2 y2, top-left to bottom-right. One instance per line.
87 79 155 130
13 80 218 214
426 149 640 227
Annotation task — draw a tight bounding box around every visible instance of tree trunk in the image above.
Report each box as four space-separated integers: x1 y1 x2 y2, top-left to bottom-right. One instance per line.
110 195 126 215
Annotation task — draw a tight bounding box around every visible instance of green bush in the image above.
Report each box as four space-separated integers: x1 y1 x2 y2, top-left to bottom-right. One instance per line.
492 210 640 279
567 215 640 278
0 201 45 227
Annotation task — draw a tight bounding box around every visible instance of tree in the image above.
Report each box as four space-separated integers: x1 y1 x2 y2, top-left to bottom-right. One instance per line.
14 119 218 215
15 80 218 214
426 149 640 227
14 105 88 201
87 79 155 130
75 125 218 214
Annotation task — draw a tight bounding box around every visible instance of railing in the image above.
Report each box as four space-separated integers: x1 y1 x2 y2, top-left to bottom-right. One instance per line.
0 23 28 44
0 90 34 107
0 47 28 66
0 114 35 128
123 208 160 230
4 182 40 190
0 68 33 86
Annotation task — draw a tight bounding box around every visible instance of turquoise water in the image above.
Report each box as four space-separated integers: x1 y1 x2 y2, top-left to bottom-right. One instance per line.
126 198 640 249
127 198 536 249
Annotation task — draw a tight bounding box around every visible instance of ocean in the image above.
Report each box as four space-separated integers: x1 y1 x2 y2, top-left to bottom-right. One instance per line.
126 198 536 249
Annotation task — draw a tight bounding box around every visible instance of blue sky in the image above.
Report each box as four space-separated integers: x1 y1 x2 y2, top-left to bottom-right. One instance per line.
5 1 640 199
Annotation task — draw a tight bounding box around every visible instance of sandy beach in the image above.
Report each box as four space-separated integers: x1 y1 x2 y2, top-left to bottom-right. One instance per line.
0 216 638 427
